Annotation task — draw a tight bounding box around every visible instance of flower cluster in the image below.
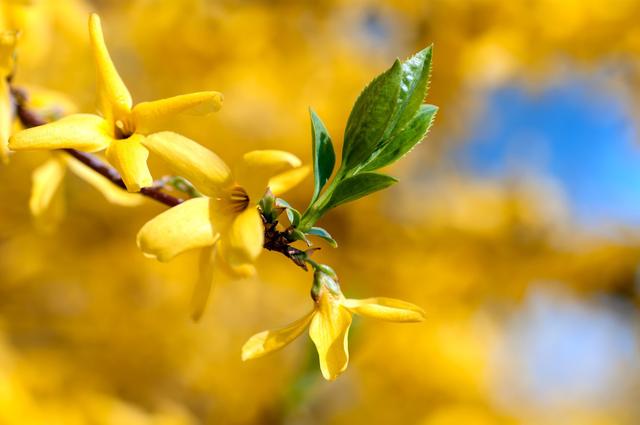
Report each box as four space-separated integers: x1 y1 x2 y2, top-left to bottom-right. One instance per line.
2 13 437 380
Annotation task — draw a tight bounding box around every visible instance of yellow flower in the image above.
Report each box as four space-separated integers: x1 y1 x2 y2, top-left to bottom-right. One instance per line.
136 131 309 319
0 30 17 164
241 274 426 381
30 153 144 232
9 13 223 191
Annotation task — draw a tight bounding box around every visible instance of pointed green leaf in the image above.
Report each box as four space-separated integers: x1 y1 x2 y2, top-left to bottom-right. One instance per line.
355 46 433 172
276 198 301 226
387 45 433 139
342 60 403 169
341 46 433 173
326 172 398 210
287 208 301 227
307 227 338 248
363 104 438 171
309 109 335 204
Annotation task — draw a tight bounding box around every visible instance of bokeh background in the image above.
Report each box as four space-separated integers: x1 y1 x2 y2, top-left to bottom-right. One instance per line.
1 0 640 424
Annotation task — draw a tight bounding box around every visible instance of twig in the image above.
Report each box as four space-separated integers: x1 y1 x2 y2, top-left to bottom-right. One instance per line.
62 149 182 207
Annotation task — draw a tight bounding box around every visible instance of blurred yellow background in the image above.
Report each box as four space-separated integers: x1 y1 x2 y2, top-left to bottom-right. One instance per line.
1 0 640 424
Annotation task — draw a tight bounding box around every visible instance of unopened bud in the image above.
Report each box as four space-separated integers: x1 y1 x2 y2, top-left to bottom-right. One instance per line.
312 267 341 300
258 189 277 222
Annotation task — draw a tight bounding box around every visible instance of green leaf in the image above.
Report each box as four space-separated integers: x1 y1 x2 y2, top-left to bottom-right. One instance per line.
362 104 438 171
287 208 301 227
309 109 335 204
307 227 338 248
341 60 403 170
326 172 398 210
341 46 433 174
355 46 433 172
385 45 433 139
276 198 301 227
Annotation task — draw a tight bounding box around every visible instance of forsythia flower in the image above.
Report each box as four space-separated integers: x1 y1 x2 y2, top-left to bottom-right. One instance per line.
0 30 16 164
241 271 426 380
9 14 223 191
136 131 309 319
30 153 144 232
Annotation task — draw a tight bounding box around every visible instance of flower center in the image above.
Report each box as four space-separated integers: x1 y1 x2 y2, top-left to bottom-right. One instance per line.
114 119 136 139
227 186 250 213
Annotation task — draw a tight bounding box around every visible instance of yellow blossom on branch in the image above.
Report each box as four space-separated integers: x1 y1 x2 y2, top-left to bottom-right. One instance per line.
9 13 223 191
136 131 309 319
241 270 425 380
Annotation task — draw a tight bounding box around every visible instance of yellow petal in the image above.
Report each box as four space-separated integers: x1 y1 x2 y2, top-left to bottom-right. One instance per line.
191 245 217 322
132 92 224 134
241 310 314 361
143 132 231 196
309 291 353 380
0 79 11 164
235 150 302 202
217 207 263 269
9 114 112 153
88 14 132 120
212 235 257 278
65 155 144 207
268 165 310 196
29 157 66 231
136 197 218 262
342 297 426 322
215 244 257 278
105 134 152 192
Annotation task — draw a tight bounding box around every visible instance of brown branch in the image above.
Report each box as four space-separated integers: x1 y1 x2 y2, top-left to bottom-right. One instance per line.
62 149 182 207
11 86 309 269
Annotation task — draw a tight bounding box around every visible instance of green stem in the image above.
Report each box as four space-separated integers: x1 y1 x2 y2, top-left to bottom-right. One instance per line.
304 257 321 270
298 167 349 231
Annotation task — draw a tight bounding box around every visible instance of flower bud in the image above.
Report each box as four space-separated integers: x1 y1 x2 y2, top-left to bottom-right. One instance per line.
258 188 276 220
312 266 341 301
